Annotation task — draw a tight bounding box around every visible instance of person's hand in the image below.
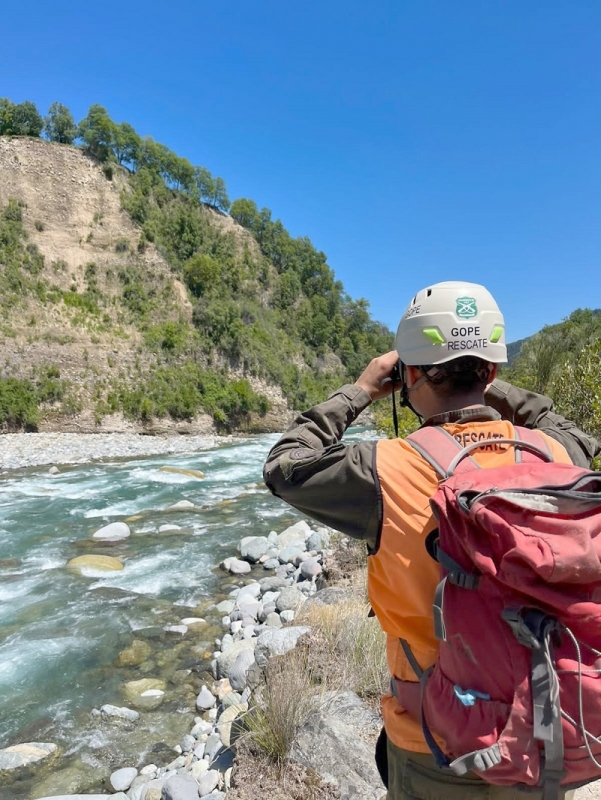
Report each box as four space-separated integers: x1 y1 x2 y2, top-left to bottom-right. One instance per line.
355 351 403 401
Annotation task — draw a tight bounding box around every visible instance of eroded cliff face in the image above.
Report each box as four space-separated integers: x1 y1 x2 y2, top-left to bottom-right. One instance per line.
0 137 291 434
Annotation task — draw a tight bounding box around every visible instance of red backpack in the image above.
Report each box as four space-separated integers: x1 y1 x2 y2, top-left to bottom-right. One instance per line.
394 425 601 800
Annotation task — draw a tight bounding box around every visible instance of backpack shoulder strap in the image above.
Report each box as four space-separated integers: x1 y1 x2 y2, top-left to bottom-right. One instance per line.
513 426 554 463
405 427 481 479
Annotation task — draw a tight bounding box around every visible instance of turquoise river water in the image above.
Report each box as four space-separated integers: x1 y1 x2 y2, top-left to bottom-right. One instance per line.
0 428 370 798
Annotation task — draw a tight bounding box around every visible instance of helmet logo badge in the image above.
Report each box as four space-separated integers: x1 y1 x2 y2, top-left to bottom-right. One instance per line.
456 297 477 319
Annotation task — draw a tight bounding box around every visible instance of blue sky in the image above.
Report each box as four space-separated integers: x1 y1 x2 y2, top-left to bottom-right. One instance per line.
2 0 599 342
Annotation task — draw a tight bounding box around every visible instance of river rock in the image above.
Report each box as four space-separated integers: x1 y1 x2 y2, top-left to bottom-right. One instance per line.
162 773 201 800
300 557 322 579
278 543 306 564
217 703 247 747
228 647 256 691
99 703 139 721
197 769 220 796
159 466 205 479
180 734 196 753
262 558 279 570
92 521 131 541
115 639 151 667
255 626 311 667
35 797 112 800
303 586 355 609
30 761 105 797
66 554 123 573
306 529 331 550
159 524 181 532
190 759 209 779
196 685 216 710
236 581 262 600
290 690 384 800
122 678 166 709
277 520 312 546
216 638 255 678
239 536 271 562
167 499 195 510
215 599 235 615
259 576 288 593
265 612 283 628
275 586 306 612
226 558 251 575
109 766 138 791
0 742 57 771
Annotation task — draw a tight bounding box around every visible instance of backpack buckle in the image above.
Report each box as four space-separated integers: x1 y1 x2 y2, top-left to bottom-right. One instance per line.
502 607 546 650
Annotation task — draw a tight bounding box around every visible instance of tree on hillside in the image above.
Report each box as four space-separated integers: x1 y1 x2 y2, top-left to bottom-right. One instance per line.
230 197 260 229
0 99 43 136
507 308 601 393
551 339 601 441
78 104 115 161
208 176 230 212
112 122 141 168
43 101 77 144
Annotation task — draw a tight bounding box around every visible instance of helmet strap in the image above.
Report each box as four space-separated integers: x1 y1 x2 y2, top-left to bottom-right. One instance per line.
395 363 423 432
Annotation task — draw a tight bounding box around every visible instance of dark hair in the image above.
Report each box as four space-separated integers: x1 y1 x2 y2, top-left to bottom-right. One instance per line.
417 356 492 394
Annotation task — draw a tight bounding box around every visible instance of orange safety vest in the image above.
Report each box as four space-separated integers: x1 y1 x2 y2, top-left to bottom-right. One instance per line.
369 419 572 753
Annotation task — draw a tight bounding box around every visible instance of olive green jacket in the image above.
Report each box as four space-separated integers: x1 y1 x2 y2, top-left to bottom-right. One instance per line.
263 379 601 551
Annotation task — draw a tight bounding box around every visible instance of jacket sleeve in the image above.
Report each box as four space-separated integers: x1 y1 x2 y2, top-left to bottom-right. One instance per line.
263 384 380 549
485 379 601 468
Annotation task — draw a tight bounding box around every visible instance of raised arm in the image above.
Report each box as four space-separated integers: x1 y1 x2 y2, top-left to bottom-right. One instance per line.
485 378 600 468
263 384 380 548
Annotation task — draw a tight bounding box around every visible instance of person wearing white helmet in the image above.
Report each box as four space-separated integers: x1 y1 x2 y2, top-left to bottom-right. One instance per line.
264 281 599 799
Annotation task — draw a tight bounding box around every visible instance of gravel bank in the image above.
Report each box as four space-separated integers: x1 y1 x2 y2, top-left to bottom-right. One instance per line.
0 432 239 472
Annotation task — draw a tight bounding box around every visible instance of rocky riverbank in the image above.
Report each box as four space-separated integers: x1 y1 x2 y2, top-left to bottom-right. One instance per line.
0 515 385 800
0 431 236 472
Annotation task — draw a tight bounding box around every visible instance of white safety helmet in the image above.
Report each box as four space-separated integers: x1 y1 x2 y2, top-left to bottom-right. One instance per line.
394 281 507 366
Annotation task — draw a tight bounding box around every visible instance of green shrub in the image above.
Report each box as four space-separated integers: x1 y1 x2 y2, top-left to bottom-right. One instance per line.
34 219 44 232
0 378 39 430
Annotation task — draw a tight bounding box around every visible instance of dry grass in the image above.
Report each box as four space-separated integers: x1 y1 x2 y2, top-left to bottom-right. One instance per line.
297 593 388 703
232 535 387 798
240 647 325 765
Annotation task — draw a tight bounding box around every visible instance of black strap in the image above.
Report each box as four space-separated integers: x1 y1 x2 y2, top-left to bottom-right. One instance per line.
398 639 451 769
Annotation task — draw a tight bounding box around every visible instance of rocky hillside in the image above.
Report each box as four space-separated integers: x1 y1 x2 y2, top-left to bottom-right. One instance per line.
0 137 321 433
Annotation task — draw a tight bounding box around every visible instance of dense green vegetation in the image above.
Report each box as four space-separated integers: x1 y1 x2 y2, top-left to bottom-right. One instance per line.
5 96 598 446
0 97 393 430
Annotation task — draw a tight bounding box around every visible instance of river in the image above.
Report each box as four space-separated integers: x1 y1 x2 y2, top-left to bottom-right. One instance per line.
0 431 314 797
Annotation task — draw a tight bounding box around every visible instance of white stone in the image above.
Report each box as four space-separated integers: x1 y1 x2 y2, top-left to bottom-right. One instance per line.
110 766 138 792
0 742 57 770
167 500 195 509
92 521 130 541
159 524 181 532
164 624 188 635
196 685 216 710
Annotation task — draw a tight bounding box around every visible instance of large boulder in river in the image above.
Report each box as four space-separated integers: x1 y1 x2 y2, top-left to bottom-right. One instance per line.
66 555 123 573
92 522 131 541
0 742 58 774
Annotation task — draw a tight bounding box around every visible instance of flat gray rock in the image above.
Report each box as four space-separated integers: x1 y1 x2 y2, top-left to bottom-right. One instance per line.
290 691 384 800
255 626 311 667
161 773 200 800
0 741 57 770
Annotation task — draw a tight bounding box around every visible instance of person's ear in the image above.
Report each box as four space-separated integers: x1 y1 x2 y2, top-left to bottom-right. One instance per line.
405 365 422 388
487 364 499 385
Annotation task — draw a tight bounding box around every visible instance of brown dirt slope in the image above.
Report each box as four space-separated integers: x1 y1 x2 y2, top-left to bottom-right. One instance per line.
0 137 289 433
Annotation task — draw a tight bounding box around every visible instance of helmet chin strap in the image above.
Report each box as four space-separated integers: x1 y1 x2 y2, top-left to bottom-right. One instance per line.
393 363 423 435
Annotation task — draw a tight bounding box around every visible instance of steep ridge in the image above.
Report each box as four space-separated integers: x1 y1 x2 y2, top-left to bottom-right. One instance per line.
0 137 291 433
